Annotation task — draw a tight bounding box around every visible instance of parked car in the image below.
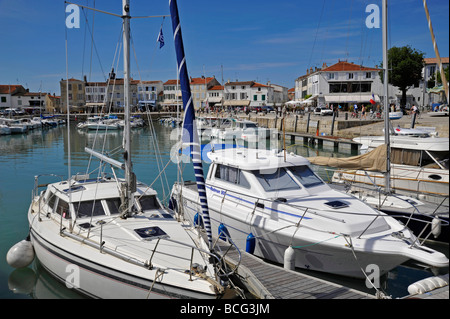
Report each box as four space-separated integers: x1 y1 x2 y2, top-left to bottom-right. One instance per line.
314 106 333 116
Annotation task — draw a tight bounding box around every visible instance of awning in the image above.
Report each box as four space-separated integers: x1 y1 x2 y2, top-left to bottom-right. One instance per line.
224 100 250 107
205 98 223 103
427 86 445 94
324 94 380 103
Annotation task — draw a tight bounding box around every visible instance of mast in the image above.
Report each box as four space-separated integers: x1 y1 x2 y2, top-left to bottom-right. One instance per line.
423 0 449 103
382 0 391 193
169 0 214 250
122 0 134 212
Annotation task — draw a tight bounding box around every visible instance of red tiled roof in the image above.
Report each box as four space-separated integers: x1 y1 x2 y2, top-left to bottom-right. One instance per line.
190 77 215 85
209 85 224 91
0 85 25 94
225 81 255 86
252 82 269 88
424 57 449 65
322 61 379 72
164 79 179 85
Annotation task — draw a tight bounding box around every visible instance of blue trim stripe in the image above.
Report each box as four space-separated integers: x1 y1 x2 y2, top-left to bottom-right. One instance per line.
170 0 213 249
207 186 312 220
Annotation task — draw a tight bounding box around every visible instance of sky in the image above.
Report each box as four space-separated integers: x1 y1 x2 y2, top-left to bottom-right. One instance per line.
0 0 448 96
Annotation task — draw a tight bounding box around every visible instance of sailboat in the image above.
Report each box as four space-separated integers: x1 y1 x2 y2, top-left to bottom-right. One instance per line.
170 0 449 280
7 0 229 299
317 1 448 241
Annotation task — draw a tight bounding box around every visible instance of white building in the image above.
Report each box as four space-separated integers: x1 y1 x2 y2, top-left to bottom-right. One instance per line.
222 81 287 109
137 80 163 110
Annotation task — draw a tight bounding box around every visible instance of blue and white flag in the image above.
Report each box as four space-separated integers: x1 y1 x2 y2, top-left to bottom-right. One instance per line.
157 27 164 49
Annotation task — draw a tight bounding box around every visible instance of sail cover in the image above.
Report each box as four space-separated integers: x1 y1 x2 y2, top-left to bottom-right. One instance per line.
170 0 213 249
308 144 388 172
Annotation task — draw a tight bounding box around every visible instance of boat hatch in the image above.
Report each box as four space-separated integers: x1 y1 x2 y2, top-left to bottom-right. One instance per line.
324 201 349 209
62 186 86 193
134 227 169 240
78 223 95 230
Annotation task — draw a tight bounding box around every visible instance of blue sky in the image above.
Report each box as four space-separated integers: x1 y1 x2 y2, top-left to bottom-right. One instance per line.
0 0 448 95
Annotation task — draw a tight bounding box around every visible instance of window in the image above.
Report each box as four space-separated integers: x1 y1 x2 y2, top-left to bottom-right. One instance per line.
47 193 57 212
366 72 372 79
56 199 71 219
328 73 335 80
254 168 300 192
215 165 250 188
253 95 257 101
262 95 266 101
106 198 121 215
348 73 354 79
1 97 7 103
74 200 106 219
138 196 161 210
289 166 323 188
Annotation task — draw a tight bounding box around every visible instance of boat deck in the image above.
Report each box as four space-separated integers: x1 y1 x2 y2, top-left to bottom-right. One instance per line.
215 240 375 299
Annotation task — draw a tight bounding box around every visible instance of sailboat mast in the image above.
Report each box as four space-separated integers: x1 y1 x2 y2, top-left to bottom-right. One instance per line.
122 0 133 202
382 0 391 194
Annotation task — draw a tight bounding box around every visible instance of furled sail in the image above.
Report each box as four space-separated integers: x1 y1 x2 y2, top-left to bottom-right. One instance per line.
169 0 213 249
308 144 388 173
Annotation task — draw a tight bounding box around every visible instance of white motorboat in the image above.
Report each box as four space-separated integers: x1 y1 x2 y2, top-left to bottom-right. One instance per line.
170 148 448 279
0 123 11 135
0 118 28 134
339 135 449 205
7 0 229 300
211 119 270 141
77 116 120 130
389 111 403 120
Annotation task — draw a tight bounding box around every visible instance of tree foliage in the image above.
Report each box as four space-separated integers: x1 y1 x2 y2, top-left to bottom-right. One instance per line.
380 46 425 108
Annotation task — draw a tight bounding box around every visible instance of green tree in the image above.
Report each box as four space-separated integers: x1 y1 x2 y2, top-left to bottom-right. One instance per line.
428 66 449 88
380 46 425 109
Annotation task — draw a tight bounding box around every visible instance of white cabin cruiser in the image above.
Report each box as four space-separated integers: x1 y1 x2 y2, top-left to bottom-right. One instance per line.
171 148 448 278
211 120 270 141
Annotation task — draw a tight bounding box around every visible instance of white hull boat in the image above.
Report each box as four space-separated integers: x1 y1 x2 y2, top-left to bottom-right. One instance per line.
171 148 449 279
27 177 222 299
7 0 229 300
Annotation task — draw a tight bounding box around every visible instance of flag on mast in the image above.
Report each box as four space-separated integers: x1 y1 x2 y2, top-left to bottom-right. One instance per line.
370 94 376 105
157 26 164 49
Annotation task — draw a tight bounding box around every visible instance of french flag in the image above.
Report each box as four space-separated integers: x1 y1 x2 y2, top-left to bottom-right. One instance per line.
370 94 376 105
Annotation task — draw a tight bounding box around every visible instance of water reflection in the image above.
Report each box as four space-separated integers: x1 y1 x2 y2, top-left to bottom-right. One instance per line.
2 120 447 299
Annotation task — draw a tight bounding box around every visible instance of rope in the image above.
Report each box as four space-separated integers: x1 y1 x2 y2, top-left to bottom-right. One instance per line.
342 235 390 299
146 268 165 299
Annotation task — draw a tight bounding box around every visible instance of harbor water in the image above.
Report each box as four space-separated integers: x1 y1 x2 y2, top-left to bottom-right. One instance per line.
0 119 447 299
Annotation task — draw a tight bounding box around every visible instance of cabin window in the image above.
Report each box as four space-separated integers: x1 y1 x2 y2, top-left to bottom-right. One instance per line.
215 165 250 188
289 166 324 188
47 193 57 212
138 196 161 211
74 200 106 219
55 199 71 220
106 198 122 215
254 168 300 192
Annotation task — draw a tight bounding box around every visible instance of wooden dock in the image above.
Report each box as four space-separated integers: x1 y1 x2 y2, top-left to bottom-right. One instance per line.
215 241 375 300
276 131 361 154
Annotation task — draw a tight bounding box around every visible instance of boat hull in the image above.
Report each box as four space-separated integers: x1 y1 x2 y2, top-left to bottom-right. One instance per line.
172 185 413 279
29 227 215 299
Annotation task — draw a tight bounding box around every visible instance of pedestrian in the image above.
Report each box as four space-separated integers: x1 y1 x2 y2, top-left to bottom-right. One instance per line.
361 105 366 119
